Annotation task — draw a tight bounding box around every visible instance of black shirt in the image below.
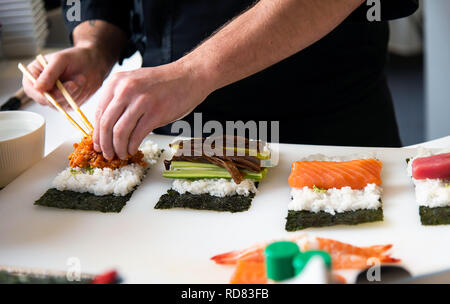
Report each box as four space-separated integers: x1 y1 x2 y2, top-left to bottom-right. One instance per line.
62 0 418 147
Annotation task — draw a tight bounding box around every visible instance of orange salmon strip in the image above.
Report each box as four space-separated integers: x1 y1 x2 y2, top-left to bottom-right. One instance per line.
288 159 382 190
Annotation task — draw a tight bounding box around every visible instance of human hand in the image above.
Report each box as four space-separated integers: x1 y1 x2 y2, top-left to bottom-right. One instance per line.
93 60 212 160
22 45 113 109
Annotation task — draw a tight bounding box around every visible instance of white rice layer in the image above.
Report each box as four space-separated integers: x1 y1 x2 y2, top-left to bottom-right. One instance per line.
412 179 450 208
288 184 382 215
407 147 450 208
172 178 257 198
52 140 160 196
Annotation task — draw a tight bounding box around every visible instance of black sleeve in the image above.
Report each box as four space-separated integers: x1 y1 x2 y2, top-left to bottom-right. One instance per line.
379 0 419 20
61 0 136 62
349 0 419 22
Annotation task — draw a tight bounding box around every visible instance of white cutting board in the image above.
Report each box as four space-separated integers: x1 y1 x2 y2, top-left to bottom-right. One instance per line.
0 134 449 283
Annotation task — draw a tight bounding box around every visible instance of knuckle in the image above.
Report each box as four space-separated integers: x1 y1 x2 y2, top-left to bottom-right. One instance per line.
100 139 110 151
129 139 140 155
135 95 148 108
115 86 126 98
26 61 35 69
28 60 40 70
110 72 123 84
38 72 49 82
115 83 132 98
23 83 32 95
36 97 47 106
95 110 102 121
100 118 111 133
124 77 136 88
53 52 65 63
92 132 99 144
113 124 126 139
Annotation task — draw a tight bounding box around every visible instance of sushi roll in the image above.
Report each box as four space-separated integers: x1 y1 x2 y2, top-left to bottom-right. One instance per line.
407 148 450 225
286 155 384 231
155 135 271 212
35 135 161 213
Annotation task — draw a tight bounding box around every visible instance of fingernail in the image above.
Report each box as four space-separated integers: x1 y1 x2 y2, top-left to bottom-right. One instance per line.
94 143 100 152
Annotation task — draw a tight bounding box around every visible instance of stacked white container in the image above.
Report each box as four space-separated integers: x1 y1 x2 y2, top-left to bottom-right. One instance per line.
0 0 48 58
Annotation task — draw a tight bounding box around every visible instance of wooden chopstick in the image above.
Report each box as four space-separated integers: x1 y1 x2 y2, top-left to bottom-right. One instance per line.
36 54 94 132
18 63 88 137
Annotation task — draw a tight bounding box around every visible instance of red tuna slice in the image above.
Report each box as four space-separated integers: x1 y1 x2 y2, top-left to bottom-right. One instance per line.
412 153 450 179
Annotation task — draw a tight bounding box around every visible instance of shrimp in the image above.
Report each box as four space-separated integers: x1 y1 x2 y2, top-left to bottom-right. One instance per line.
211 235 400 284
315 237 400 270
211 244 266 265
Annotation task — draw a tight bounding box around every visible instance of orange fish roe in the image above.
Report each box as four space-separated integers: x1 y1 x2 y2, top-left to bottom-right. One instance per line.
68 135 146 169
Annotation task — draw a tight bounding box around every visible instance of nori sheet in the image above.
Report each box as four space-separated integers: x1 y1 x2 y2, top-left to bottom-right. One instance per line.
34 188 135 213
155 189 255 213
420 206 450 225
285 208 383 231
0 271 92 284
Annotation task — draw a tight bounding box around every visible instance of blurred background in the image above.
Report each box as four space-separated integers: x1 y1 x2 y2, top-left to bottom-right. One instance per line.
0 0 448 146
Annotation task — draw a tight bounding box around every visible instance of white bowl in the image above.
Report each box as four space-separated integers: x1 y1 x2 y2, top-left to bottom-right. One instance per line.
0 111 45 188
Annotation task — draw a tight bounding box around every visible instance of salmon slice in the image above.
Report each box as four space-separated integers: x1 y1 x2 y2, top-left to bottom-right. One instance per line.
288 159 382 190
412 153 450 180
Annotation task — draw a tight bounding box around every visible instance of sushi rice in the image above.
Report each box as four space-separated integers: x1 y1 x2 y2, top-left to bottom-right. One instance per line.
52 140 161 196
172 178 257 198
407 147 450 208
289 183 382 215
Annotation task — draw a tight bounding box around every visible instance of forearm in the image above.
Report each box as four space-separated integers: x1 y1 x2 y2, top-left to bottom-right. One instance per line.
180 0 365 91
73 20 128 76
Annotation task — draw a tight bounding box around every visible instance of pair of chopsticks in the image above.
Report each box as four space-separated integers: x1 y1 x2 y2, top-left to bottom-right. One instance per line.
18 54 93 137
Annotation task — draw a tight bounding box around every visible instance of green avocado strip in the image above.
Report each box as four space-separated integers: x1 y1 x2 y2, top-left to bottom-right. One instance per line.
155 189 255 213
0 271 93 284
34 188 135 213
285 208 383 231
162 168 267 181
419 206 450 225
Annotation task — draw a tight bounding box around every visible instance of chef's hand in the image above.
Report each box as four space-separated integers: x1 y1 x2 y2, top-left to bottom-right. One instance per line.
93 61 212 160
22 45 112 109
